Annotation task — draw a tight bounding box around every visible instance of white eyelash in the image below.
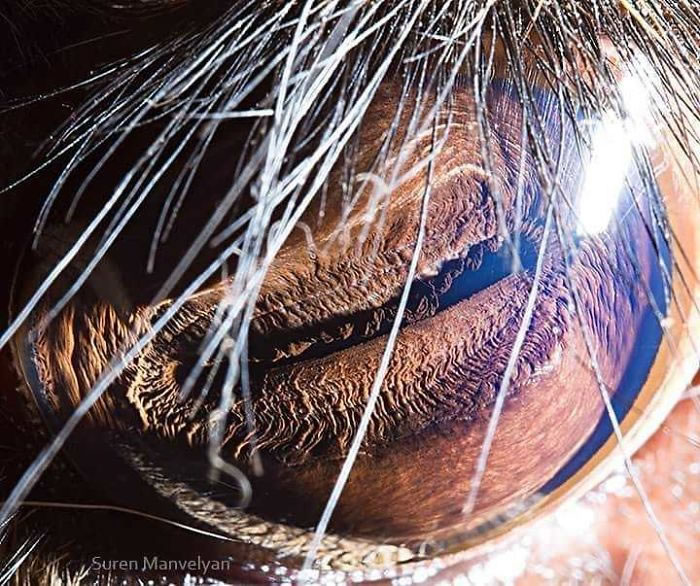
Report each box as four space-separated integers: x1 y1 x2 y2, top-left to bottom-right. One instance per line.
1 0 698 581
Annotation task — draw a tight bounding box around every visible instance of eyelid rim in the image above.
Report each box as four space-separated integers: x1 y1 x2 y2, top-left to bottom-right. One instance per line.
426 97 700 564
7 40 697 579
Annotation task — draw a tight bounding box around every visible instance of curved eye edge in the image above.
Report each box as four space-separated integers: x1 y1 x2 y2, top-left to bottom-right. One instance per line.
432 133 700 562
5 75 699 579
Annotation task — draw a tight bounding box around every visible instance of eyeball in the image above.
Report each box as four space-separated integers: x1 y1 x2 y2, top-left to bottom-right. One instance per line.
7 24 699 583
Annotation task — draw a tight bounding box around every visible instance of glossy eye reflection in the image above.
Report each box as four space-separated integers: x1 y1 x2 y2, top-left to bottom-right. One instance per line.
9 46 696 574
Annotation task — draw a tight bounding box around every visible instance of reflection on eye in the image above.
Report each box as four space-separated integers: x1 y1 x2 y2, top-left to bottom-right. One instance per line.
2 0 699 583
576 69 656 237
12 57 690 553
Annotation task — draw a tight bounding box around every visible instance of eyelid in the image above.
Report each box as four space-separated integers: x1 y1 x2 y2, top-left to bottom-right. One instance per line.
5 19 699 582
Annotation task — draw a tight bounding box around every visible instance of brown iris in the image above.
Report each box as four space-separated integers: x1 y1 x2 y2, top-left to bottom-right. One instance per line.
13 73 667 551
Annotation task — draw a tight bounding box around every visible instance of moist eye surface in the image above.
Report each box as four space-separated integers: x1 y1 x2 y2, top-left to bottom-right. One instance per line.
14 69 671 549
1 0 699 583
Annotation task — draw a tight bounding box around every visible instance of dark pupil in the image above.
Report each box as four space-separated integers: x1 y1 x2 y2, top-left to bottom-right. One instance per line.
246 214 540 367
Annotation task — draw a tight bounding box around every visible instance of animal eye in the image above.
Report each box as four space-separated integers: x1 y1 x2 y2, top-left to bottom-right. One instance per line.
6 14 699 580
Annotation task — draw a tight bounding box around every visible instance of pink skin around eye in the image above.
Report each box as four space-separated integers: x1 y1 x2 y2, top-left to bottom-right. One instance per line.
430 373 700 584
0 335 695 582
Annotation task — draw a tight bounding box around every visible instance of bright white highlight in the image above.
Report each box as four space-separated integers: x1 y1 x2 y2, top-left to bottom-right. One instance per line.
576 69 655 236
576 116 633 235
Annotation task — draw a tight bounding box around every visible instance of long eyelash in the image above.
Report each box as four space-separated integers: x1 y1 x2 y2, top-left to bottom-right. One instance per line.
0 533 41 584
462 190 556 517
1 0 698 578
552 194 693 586
1 500 235 542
